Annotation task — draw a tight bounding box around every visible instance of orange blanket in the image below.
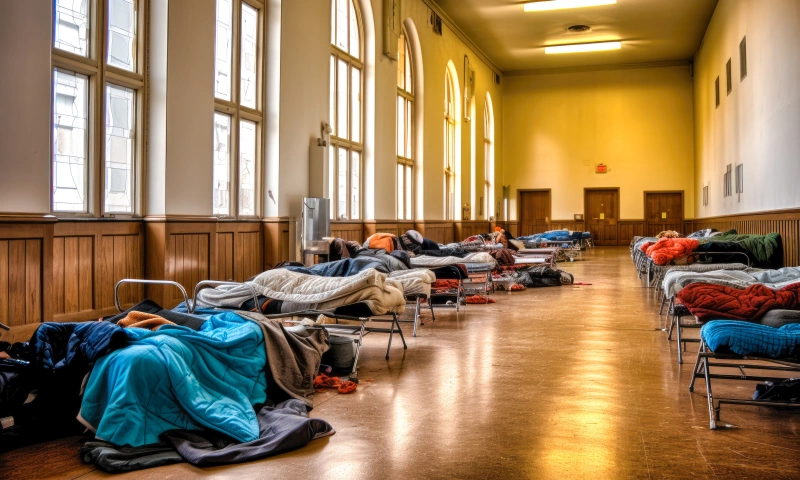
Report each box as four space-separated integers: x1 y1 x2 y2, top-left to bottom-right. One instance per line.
642 237 699 266
366 233 397 253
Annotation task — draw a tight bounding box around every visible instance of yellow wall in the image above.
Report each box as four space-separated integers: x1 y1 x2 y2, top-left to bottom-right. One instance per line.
502 65 695 221
693 0 800 218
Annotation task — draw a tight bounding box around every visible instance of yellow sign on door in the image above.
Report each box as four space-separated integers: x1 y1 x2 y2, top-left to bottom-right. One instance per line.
600 213 605 220
662 212 667 219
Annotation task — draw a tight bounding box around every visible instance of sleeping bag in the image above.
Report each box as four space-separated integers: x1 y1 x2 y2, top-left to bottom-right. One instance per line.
677 282 800 321
79 312 267 447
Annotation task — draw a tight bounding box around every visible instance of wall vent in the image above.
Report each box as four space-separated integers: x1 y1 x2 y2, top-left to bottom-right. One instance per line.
740 36 747 80
492 72 501 85
430 11 442 35
726 58 732 95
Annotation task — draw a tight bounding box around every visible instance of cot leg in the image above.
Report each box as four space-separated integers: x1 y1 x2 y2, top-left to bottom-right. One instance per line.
350 321 366 382
676 314 684 364
385 317 394 359
395 313 407 349
412 297 420 337
703 355 717 429
429 300 436 323
689 342 705 392
659 295 667 315
667 312 676 340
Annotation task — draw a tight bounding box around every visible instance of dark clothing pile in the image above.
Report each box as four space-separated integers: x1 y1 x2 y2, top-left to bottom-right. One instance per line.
514 266 574 288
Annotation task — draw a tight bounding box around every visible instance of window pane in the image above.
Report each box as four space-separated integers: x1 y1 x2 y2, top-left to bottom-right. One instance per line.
108 0 137 71
351 67 361 143
330 55 336 137
397 36 405 90
55 0 89 56
53 69 89 212
328 145 335 218
240 3 258 109
405 42 412 94
212 113 231 216
397 163 404 219
330 0 336 45
337 59 348 139
406 99 412 157
350 151 360 220
104 84 135 213
239 119 257 216
335 0 348 52
337 148 347 219
349 0 359 59
405 165 412 219
397 96 405 157
214 0 233 101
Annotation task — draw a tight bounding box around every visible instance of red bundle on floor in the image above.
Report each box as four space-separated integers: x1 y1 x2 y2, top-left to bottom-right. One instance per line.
676 282 800 321
465 295 496 304
314 373 358 394
642 237 699 265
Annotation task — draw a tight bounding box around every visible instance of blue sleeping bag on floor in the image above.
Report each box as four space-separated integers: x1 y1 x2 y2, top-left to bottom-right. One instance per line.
79 312 267 447
701 320 800 358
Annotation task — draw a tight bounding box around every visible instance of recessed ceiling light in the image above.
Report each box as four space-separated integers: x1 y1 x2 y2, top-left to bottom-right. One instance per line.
544 41 622 54
567 25 592 32
524 0 617 12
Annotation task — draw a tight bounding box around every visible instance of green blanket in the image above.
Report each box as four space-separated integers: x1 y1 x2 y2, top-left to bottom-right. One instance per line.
700 231 781 263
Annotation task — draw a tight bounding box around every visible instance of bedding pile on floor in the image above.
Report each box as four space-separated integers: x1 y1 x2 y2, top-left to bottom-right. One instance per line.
513 265 574 288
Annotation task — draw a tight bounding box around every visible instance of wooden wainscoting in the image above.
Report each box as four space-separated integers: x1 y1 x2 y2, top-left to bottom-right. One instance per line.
0 221 53 340
455 221 491 239
364 221 415 238
418 221 455 245
618 220 645 243
691 209 800 267
331 221 364 242
263 217 291 269
53 221 144 323
217 222 263 282
496 221 519 238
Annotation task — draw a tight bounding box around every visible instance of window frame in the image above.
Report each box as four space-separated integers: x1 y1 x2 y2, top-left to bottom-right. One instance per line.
51 0 147 217
483 98 494 220
329 0 364 221
396 33 413 221
444 69 457 221
213 0 265 219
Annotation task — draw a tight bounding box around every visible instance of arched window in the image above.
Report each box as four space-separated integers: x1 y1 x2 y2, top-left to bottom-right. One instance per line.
329 0 363 220
444 69 456 220
484 95 495 220
397 34 413 220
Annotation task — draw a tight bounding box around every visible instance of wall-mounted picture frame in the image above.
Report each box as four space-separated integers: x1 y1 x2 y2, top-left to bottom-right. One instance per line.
574 214 584 221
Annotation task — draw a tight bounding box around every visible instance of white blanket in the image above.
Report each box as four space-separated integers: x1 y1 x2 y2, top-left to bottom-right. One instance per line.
197 268 406 315
410 252 496 267
389 268 436 296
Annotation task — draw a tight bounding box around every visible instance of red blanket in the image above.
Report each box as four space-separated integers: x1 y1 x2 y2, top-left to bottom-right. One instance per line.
641 237 699 265
676 282 800 321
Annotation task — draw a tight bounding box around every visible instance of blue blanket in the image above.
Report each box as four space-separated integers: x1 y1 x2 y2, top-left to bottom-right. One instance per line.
80 312 267 447
701 320 800 358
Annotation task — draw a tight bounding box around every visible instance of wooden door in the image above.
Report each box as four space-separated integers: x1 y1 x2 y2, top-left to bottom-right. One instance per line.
585 189 619 246
518 190 551 236
645 192 683 236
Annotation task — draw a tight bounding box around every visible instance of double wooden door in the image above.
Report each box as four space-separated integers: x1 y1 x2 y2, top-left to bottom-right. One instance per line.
645 192 683 236
585 189 619 246
518 190 551 236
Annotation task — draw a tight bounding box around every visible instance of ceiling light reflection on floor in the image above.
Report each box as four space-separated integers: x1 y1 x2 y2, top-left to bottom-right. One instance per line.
544 41 622 54
524 0 616 12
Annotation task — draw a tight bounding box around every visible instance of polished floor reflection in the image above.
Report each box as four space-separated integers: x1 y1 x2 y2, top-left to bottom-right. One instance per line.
4 247 800 479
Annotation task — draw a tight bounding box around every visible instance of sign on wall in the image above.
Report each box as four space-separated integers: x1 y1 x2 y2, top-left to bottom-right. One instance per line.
596 164 607 174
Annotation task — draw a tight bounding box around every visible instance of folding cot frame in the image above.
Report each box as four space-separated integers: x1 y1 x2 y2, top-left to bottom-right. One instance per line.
689 340 800 429
114 278 407 383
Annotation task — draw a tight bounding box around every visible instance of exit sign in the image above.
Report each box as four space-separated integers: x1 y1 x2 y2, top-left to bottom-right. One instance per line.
596 164 607 174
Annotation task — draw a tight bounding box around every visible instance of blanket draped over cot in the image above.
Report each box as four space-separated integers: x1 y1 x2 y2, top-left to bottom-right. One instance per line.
79 313 268 447
676 282 800 321
640 238 700 265
409 251 496 267
662 267 800 299
701 320 800 358
196 268 406 315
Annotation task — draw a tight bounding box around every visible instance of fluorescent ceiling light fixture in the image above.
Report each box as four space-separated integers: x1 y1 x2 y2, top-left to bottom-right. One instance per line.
544 41 621 54
524 0 616 12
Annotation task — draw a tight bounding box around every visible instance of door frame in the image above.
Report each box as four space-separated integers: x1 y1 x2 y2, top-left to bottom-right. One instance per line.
517 188 552 225
583 187 620 222
643 190 685 223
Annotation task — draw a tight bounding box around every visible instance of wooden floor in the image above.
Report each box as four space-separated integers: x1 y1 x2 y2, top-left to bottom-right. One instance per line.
4 247 800 479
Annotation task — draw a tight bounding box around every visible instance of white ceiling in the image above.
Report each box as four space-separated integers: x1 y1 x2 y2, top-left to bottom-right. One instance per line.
433 0 719 74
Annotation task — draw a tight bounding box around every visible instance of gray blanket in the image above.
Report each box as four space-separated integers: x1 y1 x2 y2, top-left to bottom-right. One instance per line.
237 312 330 408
